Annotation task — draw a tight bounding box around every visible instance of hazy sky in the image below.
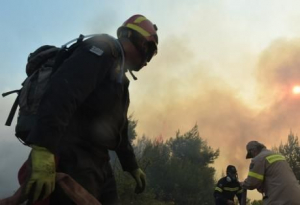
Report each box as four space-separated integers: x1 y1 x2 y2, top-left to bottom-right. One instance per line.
1 0 300 200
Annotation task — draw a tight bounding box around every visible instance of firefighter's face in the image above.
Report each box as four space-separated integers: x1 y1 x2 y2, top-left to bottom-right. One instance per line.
227 172 238 182
249 148 259 158
123 39 145 71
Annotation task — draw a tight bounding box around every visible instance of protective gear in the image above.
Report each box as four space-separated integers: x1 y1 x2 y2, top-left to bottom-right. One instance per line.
226 176 233 182
130 168 146 194
24 35 139 203
243 148 300 204
117 14 158 47
214 175 243 205
25 145 55 202
226 165 238 182
117 14 158 71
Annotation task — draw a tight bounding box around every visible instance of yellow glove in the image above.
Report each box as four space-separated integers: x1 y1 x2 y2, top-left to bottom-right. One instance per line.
25 145 56 202
130 168 146 194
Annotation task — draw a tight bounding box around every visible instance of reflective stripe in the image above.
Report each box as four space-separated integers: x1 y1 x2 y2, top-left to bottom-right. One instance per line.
126 23 151 37
248 171 264 180
215 187 223 192
223 187 240 192
134 16 147 23
237 189 243 194
266 154 285 164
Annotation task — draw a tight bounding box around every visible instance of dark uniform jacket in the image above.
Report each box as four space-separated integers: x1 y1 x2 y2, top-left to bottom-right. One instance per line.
25 34 138 197
214 177 243 205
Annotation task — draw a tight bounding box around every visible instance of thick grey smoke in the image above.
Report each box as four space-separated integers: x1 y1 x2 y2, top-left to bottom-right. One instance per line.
130 37 300 179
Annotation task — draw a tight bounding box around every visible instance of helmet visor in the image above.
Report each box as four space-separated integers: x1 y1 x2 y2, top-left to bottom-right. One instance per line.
145 42 157 62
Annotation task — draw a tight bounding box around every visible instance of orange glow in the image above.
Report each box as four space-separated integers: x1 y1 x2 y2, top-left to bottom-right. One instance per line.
293 86 300 94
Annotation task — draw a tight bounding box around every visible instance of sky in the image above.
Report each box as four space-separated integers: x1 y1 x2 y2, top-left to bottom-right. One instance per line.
1 0 300 201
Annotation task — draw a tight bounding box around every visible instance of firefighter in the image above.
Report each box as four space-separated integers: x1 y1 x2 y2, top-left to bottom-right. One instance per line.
242 140 300 204
214 165 243 205
22 14 158 205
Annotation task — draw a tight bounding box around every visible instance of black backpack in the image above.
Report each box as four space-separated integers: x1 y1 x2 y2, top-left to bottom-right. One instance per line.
2 34 124 144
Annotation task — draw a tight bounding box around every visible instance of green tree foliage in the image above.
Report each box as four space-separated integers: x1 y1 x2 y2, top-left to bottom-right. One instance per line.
275 132 300 180
128 114 138 142
135 124 219 205
168 125 219 165
250 200 263 205
113 122 220 204
233 198 252 205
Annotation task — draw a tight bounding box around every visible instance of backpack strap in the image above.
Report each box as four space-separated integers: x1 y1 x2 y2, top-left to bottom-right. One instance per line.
2 90 21 126
115 39 125 83
2 89 20 97
68 34 125 83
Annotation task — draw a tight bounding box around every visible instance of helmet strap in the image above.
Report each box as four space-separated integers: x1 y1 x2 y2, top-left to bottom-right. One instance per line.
128 69 138 80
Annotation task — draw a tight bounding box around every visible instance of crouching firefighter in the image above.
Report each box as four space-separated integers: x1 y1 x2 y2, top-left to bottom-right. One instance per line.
2 14 158 205
214 165 243 205
242 141 300 205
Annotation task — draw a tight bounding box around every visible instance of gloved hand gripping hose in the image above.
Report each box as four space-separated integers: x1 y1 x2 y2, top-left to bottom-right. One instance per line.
25 145 56 203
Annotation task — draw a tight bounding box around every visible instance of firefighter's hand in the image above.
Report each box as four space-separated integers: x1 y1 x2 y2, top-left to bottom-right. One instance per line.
226 200 234 205
130 168 146 194
25 145 56 203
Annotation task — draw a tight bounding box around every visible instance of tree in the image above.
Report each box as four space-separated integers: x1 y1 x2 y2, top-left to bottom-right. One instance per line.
233 198 251 205
128 114 138 143
144 124 219 205
276 132 300 180
251 200 263 205
168 125 219 165
113 120 220 204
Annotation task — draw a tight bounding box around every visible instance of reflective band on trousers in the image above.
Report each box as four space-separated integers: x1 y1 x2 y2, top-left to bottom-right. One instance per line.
248 171 264 180
215 187 223 192
266 154 285 164
223 187 240 192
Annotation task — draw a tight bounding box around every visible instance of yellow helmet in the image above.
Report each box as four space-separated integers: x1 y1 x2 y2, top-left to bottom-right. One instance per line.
117 14 158 64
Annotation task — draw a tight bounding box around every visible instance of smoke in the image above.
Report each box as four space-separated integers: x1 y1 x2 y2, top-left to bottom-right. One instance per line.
255 38 300 153
256 38 300 103
129 37 300 180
